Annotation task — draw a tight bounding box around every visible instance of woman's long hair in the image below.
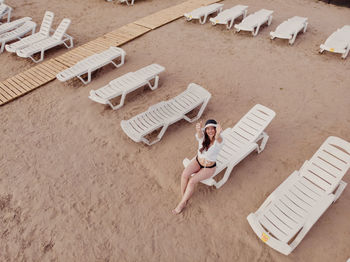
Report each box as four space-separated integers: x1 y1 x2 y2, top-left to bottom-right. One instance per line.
199 127 216 153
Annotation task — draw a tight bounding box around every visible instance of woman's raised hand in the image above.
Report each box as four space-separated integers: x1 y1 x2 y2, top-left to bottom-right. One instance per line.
196 121 203 132
215 124 222 137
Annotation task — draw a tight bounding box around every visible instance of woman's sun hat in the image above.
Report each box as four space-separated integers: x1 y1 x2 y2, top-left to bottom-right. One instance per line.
204 119 217 129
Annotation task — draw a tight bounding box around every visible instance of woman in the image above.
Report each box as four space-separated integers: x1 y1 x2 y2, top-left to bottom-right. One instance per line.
172 119 224 214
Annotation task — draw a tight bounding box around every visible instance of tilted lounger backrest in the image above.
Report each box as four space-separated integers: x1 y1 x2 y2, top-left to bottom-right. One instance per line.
52 18 71 41
301 136 350 195
39 11 54 36
230 104 276 144
214 104 275 168
0 21 36 40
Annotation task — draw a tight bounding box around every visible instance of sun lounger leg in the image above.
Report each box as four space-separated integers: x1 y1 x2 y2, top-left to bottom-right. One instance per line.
109 93 126 110
147 75 159 90
110 54 125 68
63 36 74 49
183 98 210 123
268 15 273 26
303 22 308 33
256 131 269 153
289 33 297 45
29 50 45 63
77 70 92 84
199 15 207 24
253 25 261 36
243 10 247 19
0 42 5 53
214 164 234 189
341 46 349 59
227 19 234 30
7 9 11 23
333 180 347 202
141 124 169 146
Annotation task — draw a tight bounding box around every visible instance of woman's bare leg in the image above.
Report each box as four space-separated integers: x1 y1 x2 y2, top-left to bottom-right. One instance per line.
181 158 200 196
173 167 216 214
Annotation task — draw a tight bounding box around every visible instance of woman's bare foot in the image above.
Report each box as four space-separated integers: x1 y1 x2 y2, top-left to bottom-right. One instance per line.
172 201 187 214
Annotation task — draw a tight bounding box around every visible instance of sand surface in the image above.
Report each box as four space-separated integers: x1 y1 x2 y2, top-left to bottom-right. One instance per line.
1 0 350 261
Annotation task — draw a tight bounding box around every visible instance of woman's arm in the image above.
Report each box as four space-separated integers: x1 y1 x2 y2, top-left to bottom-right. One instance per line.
196 121 203 139
215 124 223 143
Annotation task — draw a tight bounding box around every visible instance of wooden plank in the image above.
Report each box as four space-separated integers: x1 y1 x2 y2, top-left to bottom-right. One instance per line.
0 82 17 97
24 67 50 85
20 70 45 85
0 90 8 103
7 77 30 92
14 74 36 89
0 83 13 100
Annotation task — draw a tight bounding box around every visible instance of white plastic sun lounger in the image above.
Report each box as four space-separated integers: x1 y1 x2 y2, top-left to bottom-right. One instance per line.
183 104 276 189
0 21 36 53
209 5 248 29
0 17 31 35
184 3 224 24
0 3 12 24
247 136 350 255
16 18 73 63
320 25 350 59
56 47 126 84
121 83 211 146
89 63 165 110
5 11 54 53
234 9 273 36
119 0 134 5
270 16 308 45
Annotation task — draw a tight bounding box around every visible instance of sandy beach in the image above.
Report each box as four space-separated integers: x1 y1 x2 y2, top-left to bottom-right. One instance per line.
0 0 350 261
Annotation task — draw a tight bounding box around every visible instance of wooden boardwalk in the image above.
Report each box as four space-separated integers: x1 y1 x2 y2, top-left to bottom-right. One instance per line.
0 0 220 106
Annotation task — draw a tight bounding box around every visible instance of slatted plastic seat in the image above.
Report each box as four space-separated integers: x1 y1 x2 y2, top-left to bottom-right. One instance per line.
121 83 211 145
247 136 350 255
320 25 350 59
270 16 308 45
56 47 126 84
0 17 31 35
183 104 276 188
6 11 54 53
0 20 36 53
16 18 73 63
89 63 165 110
0 3 12 24
184 3 224 24
234 9 273 36
209 5 248 29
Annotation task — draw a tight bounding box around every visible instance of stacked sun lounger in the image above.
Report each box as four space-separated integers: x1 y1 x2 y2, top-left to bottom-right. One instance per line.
6 11 54 53
0 1 12 24
183 104 276 188
0 19 36 53
16 17 73 62
184 3 224 24
89 63 165 110
56 47 126 84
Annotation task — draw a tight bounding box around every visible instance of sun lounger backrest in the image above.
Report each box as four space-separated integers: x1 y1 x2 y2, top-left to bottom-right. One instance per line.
301 136 350 194
52 18 71 40
231 104 276 144
39 11 54 36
